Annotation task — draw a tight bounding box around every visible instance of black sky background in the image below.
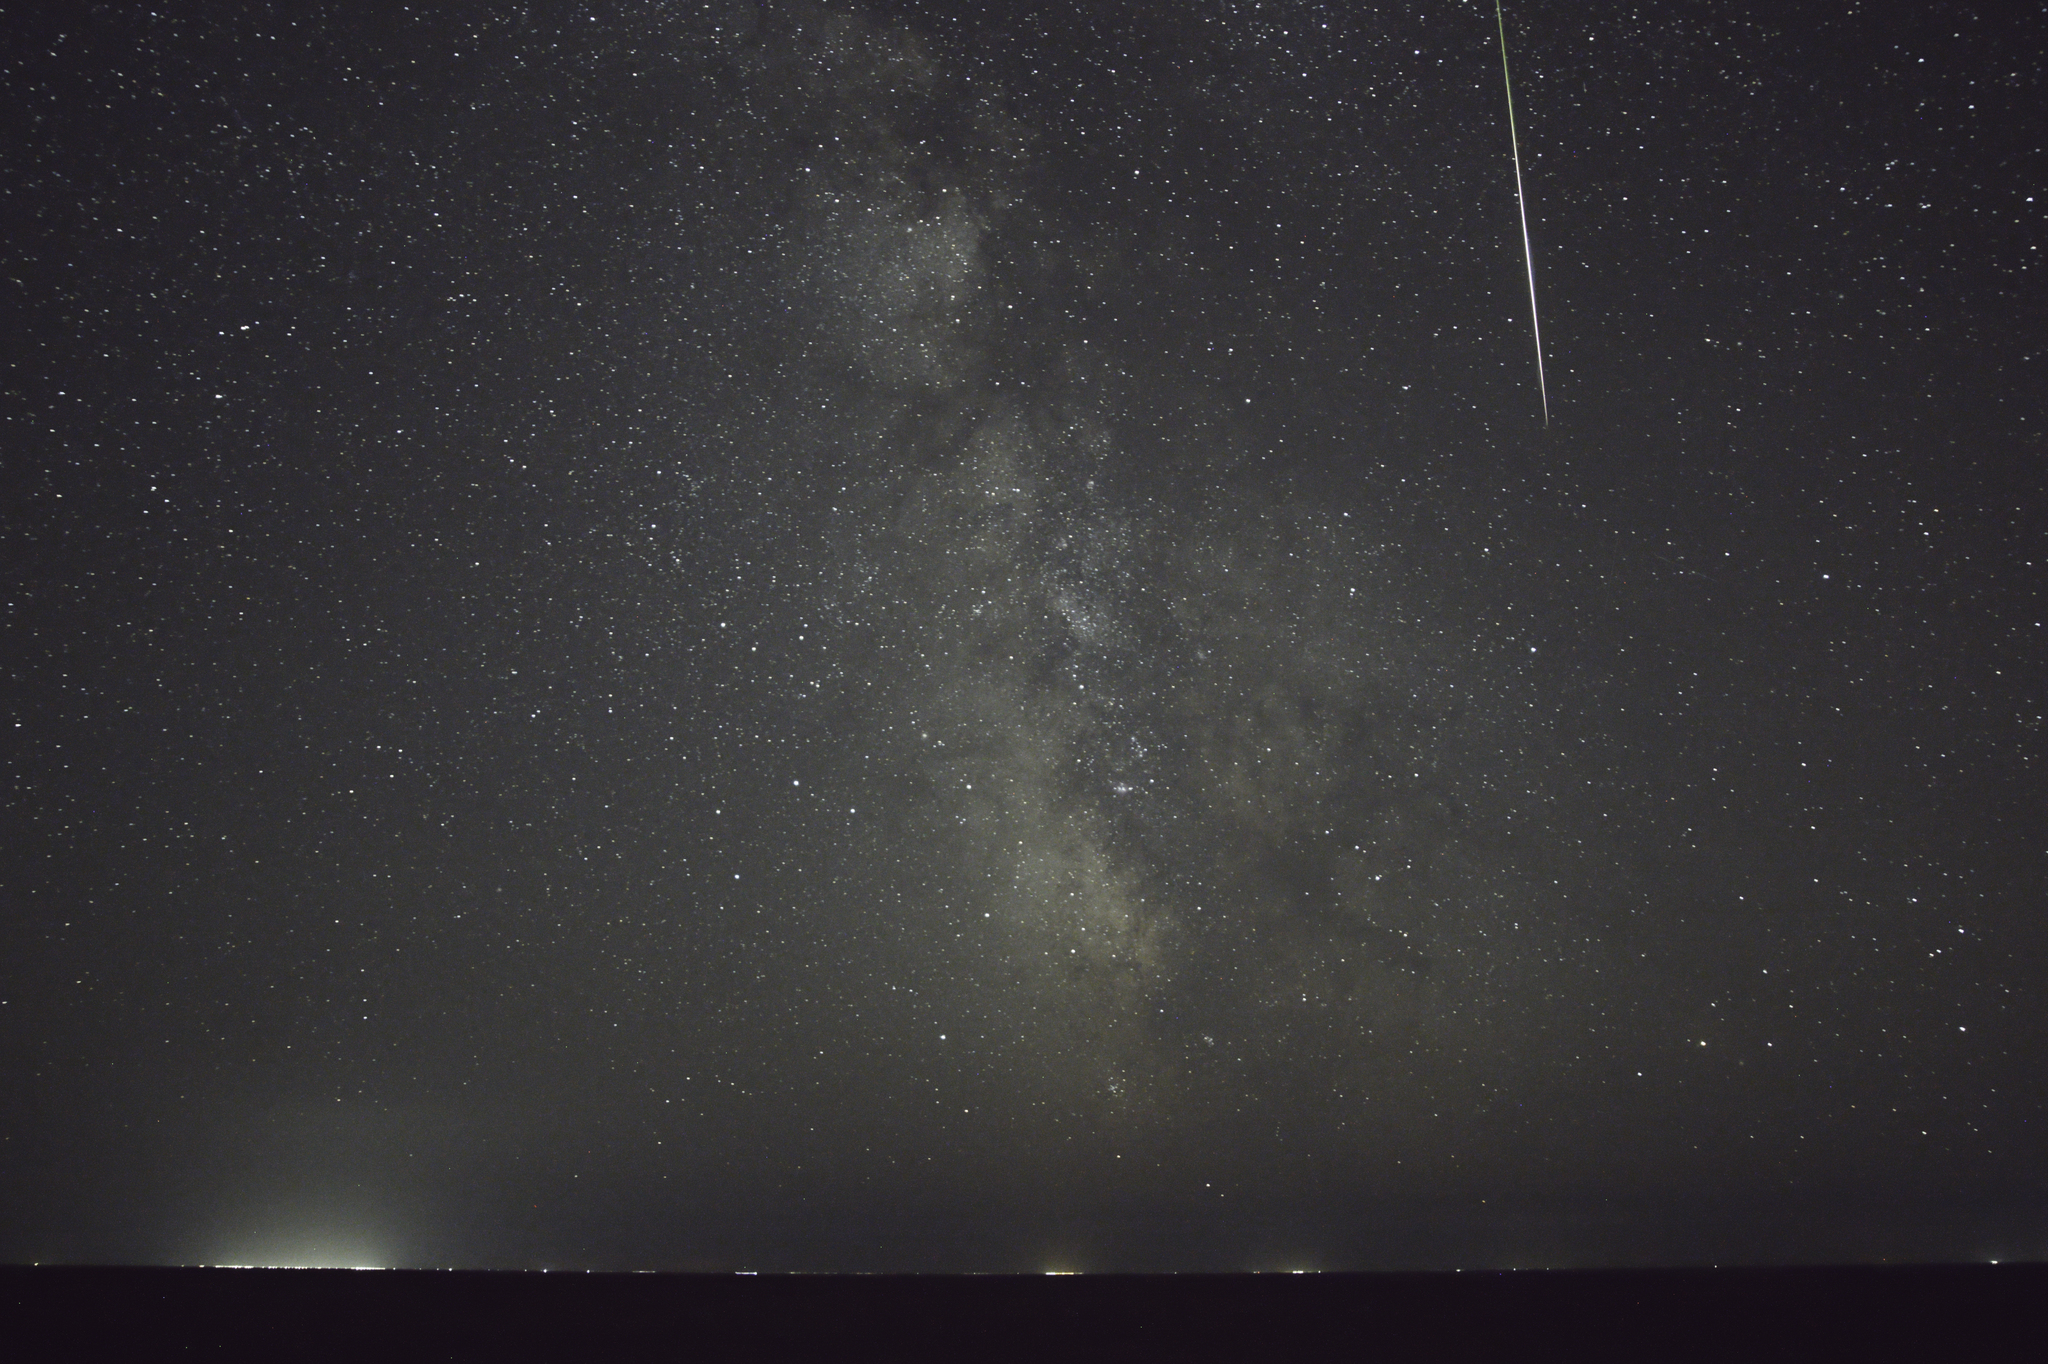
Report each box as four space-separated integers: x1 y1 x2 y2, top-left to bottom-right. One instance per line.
2 0 2043 1270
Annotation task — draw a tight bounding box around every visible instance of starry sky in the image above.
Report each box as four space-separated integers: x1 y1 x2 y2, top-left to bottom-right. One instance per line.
3 0 2043 1271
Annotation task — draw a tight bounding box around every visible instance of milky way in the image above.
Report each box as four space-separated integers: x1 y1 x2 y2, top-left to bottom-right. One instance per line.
616 17 1726 1241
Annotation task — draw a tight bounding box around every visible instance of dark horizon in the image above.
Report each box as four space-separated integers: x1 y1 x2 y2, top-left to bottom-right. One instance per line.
4 0 2041 1272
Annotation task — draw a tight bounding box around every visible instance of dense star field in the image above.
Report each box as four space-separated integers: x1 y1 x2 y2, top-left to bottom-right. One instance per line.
3 1 2043 1269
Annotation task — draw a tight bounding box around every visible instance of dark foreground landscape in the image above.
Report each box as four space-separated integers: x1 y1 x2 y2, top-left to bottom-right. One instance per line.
5 1263 2039 1358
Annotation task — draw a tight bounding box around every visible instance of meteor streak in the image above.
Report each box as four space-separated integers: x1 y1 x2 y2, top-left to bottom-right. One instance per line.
1495 0 1549 426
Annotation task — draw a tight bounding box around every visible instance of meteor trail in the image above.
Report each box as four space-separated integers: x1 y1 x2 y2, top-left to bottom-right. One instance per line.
1495 0 1548 426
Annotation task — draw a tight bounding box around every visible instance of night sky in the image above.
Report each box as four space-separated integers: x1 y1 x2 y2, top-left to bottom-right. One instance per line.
4 0 2044 1271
